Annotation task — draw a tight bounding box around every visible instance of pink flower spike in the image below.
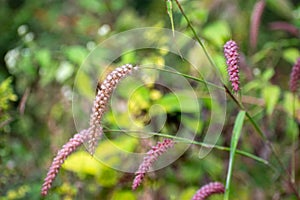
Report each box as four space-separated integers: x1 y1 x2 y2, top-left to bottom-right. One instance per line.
132 139 175 190
250 0 266 50
192 182 225 200
41 129 89 196
224 40 240 92
87 64 138 154
289 58 300 93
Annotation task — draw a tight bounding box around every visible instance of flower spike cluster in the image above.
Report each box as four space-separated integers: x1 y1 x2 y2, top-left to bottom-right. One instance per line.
289 58 300 93
41 129 89 196
224 40 240 92
132 139 175 190
88 64 137 154
192 182 225 200
41 64 137 196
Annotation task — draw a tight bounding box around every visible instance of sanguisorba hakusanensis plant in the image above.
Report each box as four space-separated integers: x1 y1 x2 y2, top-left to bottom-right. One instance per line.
191 182 225 200
224 40 240 93
132 139 175 190
41 64 137 196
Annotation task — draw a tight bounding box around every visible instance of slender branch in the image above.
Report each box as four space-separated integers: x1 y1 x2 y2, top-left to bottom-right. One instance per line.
141 66 224 89
105 128 271 167
173 0 222 79
291 94 297 183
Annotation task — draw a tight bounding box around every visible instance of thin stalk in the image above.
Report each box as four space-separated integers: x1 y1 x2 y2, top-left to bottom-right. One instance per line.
291 93 296 183
140 66 224 89
173 0 216 69
105 128 271 166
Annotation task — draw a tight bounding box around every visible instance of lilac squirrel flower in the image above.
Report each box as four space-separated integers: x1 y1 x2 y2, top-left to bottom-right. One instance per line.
41 129 89 196
132 139 175 190
192 182 225 200
87 64 138 154
289 58 300 93
224 40 240 92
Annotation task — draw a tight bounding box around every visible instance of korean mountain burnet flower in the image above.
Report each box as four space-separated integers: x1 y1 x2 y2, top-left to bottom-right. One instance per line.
192 182 225 200
41 129 89 196
224 40 240 92
41 64 137 196
132 139 175 190
289 58 300 93
87 64 137 154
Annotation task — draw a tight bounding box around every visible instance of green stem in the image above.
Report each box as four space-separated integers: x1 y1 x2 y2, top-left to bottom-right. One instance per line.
105 128 271 167
291 93 296 183
173 0 218 72
140 66 224 89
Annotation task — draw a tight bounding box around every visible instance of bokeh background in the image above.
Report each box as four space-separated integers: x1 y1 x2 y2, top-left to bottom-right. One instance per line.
1 0 300 199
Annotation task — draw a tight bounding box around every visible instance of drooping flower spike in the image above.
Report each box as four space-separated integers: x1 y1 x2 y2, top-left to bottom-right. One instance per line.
192 182 225 200
41 64 137 196
289 58 300 93
41 129 89 196
224 40 240 93
87 64 138 154
132 139 175 190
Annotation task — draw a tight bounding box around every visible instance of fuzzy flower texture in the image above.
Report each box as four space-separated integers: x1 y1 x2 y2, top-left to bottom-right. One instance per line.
41 129 88 196
88 63 137 154
192 182 225 200
132 139 175 190
224 40 240 92
289 58 300 93
41 64 137 196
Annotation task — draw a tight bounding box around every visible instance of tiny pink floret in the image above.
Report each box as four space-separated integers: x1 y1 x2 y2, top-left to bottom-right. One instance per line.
192 182 225 200
132 139 175 190
289 58 300 93
224 40 240 92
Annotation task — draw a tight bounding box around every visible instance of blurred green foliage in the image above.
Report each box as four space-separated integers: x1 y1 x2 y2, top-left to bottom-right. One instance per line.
0 0 300 199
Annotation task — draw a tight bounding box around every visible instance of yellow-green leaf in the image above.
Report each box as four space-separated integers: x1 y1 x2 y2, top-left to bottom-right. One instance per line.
262 85 280 115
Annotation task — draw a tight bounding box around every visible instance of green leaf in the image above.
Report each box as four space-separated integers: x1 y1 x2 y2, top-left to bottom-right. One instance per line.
224 111 246 200
56 61 74 83
283 48 300 65
155 92 199 113
75 71 95 99
261 68 274 82
94 135 138 166
181 115 203 134
78 0 105 13
64 46 88 65
111 190 136 200
96 165 118 187
203 21 231 47
62 151 101 175
35 49 51 68
166 0 175 37
283 92 300 116
0 77 17 111
179 187 198 200
262 85 280 116
266 0 293 20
